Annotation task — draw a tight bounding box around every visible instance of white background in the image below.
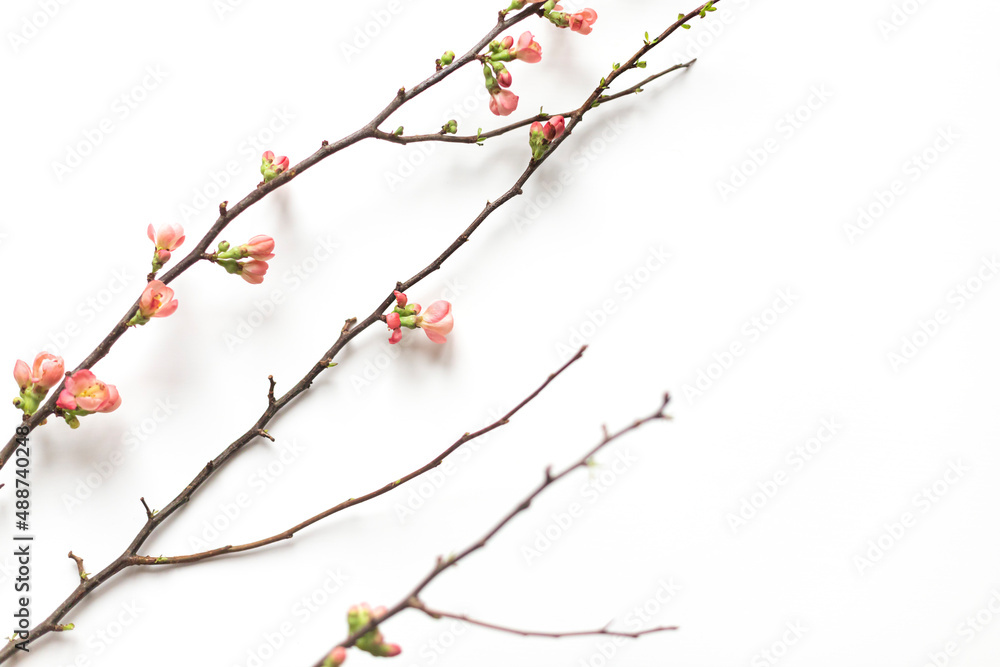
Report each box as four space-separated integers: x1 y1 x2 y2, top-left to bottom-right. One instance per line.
2 0 999 666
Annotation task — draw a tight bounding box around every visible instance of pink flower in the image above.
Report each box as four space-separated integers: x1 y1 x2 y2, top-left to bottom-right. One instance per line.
394 290 407 308
241 260 269 285
57 370 121 414
510 31 542 63
240 235 275 261
261 151 290 182
416 301 453 344
147 223 185 252
489 89 519 116
14 353 64 392
138 280 179 319
567 8 598 34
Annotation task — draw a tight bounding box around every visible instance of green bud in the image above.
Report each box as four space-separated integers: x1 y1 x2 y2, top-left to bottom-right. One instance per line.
440 50 455 66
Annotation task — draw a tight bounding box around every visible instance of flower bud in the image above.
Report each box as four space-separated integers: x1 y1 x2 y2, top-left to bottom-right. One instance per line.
439 50 455 66
261 151 290 182
240 260 269 285
240 235 276 261
394 290 408 308
442 119 458 134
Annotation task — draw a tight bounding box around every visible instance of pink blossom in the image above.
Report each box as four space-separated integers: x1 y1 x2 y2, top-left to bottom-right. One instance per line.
511 31 542 63
13 360 30 391
416 301 453 344
489 89 519 116
394 290 407 307
241 260 269 285
147 223 186 251
261 151 290 182
138 280 179 319
386 312 401 330
57 370 121 414
15 353 65 392
240 235 275 261
567 8 598 34
546 115 566 140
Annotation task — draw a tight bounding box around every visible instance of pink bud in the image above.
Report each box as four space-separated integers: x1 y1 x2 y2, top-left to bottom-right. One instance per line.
530 121 544 136
155 248 172 265
488 89 519 117
568 8 598 34
57 370 121 414
389 328 402 345
30 353 65 390
240 260 269 285
13 360 30 391
497 69 513 88
147 223 186 251
275 155 290 171
394 290 407 307
138 280 179 319
262 150 275 163
512 31 542 63
240 235 276 261
326 647 347 667
549 115 566 139
383 644 402 657
500 35 514 49
386 312 400 330
416 301 454 344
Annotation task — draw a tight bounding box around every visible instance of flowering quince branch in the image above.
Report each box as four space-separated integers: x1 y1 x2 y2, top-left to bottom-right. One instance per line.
0 350 585 659
312 393 674 666
0 2 552 471
1 1 725 659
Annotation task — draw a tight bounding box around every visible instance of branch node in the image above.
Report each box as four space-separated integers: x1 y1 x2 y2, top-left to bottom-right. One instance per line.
67 551 88 581
219 201 228 216
256 428 276 442
140 497 154 520
267 375 277 406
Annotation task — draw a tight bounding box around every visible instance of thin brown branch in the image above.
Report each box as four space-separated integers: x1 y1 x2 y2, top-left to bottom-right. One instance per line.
314 393 673 664
410 600 678 639
267 375 277 406
374 61 697 146
139 497 154 520
66 552 87 581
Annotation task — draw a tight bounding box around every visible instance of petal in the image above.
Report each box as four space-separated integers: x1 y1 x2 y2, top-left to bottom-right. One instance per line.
56 388 77 411
13 360 30 389
424 328 447 344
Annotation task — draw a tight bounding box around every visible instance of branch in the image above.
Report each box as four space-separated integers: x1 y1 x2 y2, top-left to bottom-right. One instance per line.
410 600 677 639
131 347 586 566
315 393 673 664
373 61 697 146
66 552 87 581
0 2 545 474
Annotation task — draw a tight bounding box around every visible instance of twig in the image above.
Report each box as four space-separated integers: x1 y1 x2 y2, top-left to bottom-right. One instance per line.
66 552 87 581
139 497 154 520
131 348 586 566
410 600 677 639
314 393 673 664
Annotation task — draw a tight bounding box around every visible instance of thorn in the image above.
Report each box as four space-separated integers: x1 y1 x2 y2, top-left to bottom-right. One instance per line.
256 429 275 442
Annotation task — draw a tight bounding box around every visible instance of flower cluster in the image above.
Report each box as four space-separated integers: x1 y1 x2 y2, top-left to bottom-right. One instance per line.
13 352 64 416
127 280 179 326
346 603 402 658
483 31 543 116
56 370 121 429
261 151 290 183
503 1 598 35
386 291 454 344
148 223 185 273
528 115 566 160
211 235 275 284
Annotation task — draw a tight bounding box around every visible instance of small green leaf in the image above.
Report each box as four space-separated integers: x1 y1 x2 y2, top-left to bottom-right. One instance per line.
637 61 647 68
